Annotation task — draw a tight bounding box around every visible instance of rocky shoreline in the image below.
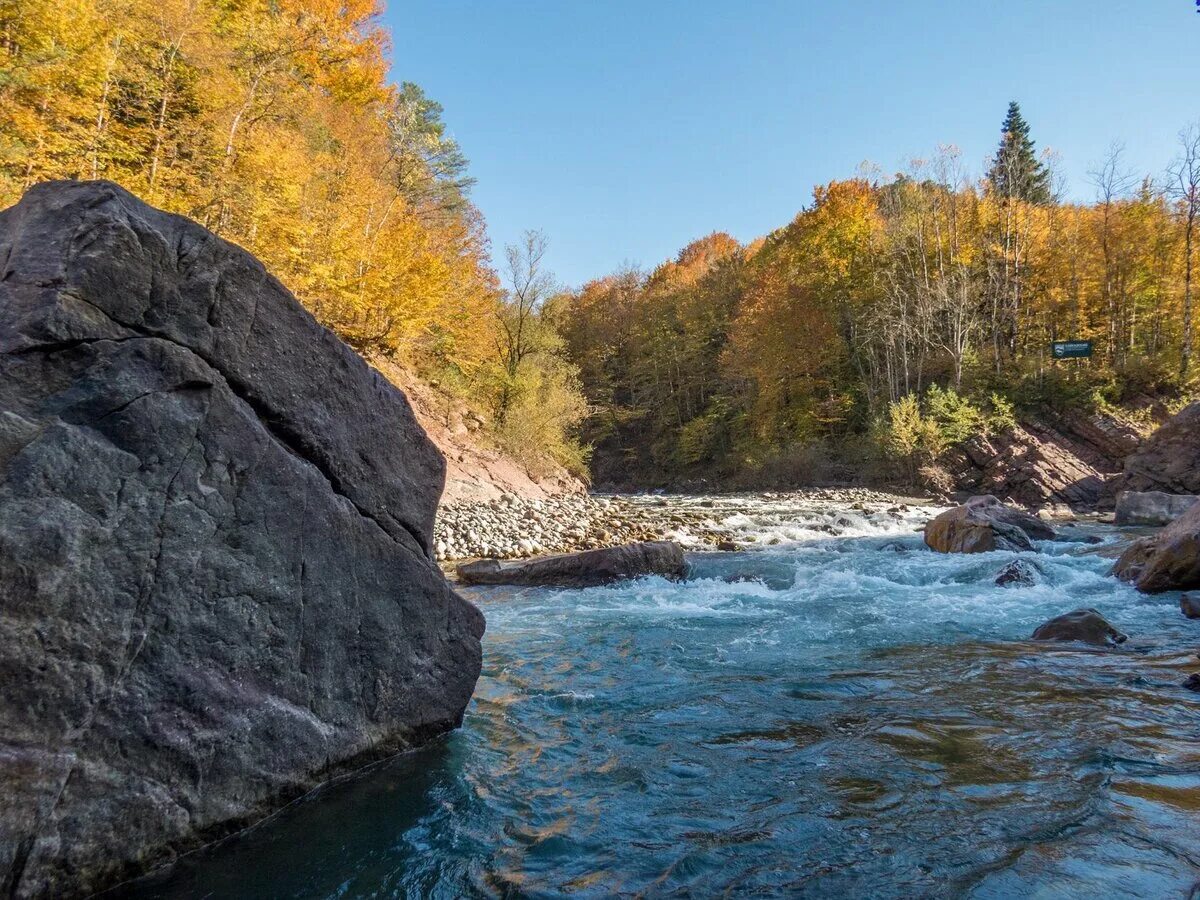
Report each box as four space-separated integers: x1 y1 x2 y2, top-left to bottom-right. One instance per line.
434 487 939 562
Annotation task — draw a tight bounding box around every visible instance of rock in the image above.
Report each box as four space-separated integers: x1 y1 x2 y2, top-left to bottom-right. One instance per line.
936 412 1140 511
924 495 1053 554
1114 490 1200 526
0 181 484 898
1112 500 1200 593
1110 536 1160 583
1118 402 1200 496
995 559 1041 587
1184 673 1200 692
1181 595 1200 619
1039 502 1075 519
1048 531 1103 545
716 540 738 552
1031 609 1128 646
457 541 687 587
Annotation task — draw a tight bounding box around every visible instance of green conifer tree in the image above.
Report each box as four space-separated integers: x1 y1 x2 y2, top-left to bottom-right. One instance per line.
987 101 1052 204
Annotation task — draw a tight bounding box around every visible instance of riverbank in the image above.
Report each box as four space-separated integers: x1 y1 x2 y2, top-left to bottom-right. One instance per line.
434 488 941 561
120 495 1200 898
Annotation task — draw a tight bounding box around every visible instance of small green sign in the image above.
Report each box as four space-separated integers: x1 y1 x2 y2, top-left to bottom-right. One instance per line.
1051 340 1093 359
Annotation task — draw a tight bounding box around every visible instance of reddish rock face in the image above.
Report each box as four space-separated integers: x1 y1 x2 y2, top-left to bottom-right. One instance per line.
1119 402 1200 497
924 495 1054 554
936 413 1140 511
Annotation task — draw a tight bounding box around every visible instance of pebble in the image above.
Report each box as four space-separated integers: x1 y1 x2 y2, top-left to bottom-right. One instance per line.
433 488 934 562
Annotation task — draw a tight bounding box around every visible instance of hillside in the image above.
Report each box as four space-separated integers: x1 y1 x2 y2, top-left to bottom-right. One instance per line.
558 105 1200 493
1 0 591 498
370 356 586 503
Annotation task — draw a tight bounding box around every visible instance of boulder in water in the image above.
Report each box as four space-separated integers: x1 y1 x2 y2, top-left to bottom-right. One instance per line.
457 541 686 587
995 559 1041 587
0 181 484 898
1181 595 1200 619
924 495 1053 554
1112 500 1200 593
1031 609 1128 646
1114 490 1200 526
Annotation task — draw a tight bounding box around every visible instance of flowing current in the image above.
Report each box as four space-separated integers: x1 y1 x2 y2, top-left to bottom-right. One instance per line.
123 496 1200 898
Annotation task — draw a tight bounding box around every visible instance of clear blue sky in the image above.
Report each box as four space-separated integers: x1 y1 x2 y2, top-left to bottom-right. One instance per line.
384 1 1199 288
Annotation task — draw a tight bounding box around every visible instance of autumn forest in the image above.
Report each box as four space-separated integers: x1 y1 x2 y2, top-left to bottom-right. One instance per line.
5 0 1199 490
566 107 1200 487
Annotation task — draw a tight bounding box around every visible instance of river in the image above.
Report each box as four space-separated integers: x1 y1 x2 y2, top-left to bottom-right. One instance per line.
120 495 1200 898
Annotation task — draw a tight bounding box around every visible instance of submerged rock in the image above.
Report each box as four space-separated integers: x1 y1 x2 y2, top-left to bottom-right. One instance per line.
457 541 686 587
995 559 1041 588
924 495 1054 554
1031 609 1128 646
1053 532 1104 545
0 181 484 898
1114 490 1199 526
1112 500 1200 593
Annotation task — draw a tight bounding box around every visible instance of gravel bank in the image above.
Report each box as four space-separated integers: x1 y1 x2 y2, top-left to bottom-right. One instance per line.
434 488 940 561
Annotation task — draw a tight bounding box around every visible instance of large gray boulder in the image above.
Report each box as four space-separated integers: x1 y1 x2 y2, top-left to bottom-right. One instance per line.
457 541 686 587
924 495 1054 554
0 181 484 898
1114 490 1199 526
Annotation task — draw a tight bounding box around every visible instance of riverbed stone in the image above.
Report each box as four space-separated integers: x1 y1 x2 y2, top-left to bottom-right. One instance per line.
1114 490 1200 526
0 181 484 898
457 541 687 587
1181 595 1200 619
924 495 1052 554
1112 500 1200 593
995 559 1041 587
1031 609 1128 646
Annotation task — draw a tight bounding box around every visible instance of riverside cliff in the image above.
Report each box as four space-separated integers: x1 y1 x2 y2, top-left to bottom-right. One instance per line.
0 182 484 898
369 355 586 504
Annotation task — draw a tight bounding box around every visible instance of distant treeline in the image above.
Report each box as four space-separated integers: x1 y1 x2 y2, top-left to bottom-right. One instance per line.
1 0 588 475
559 104 1200 486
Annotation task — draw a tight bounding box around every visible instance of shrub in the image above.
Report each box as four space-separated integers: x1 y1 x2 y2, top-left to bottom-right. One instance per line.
917 463 956 497
877 384 1018 482
490 354 591 480
985 392 1016 432
925 384 983 444
734 441 853 488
